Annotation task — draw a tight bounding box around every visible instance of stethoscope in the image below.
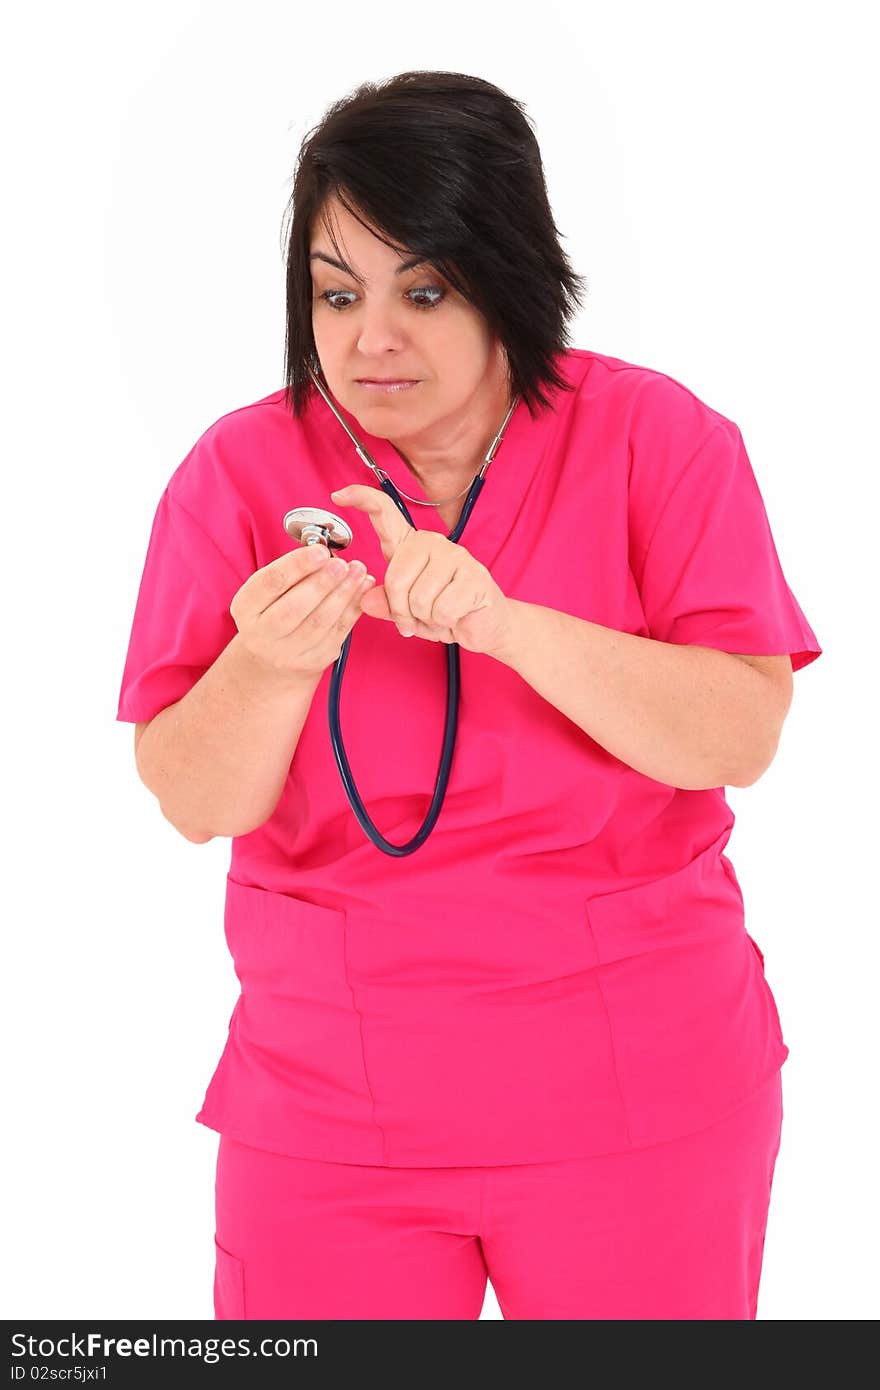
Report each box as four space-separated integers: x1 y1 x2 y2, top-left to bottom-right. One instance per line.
282 361 520 857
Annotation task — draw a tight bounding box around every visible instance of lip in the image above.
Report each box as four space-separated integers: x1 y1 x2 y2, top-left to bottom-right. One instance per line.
356 379 420 393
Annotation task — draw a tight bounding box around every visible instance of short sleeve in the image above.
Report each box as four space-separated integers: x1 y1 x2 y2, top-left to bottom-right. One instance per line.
116 478 253 725
628 386 822 673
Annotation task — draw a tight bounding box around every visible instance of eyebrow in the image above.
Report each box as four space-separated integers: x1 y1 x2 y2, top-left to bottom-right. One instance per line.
308 251 429 282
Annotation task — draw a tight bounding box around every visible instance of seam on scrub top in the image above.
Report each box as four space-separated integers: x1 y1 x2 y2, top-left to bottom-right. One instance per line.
583 904 635 1149
341 914 388 1166
165 487 252 589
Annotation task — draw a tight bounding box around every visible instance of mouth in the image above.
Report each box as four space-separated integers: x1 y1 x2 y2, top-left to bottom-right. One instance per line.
356 379 421 394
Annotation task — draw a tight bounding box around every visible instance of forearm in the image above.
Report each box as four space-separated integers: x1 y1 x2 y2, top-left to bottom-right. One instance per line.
135 633 323 840
493 600 781 790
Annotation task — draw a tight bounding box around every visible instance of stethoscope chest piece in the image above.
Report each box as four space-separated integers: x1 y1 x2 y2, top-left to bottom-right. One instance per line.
283 506 353 552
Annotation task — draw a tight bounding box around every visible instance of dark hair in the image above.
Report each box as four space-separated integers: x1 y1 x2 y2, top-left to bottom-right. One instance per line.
280 70 589 419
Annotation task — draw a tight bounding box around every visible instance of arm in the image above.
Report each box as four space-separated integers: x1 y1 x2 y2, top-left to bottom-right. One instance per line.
134 632 323 841
491 599 793 791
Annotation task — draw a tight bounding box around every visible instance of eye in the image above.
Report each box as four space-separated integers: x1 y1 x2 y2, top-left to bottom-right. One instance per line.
317 286 446 312
407 286 445 310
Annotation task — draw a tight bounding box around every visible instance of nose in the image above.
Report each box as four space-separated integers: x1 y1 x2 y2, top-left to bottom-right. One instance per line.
354 302 410 360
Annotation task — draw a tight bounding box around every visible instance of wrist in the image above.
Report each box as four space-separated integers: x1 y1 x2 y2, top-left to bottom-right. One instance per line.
487 597 528 667
229 632 324 698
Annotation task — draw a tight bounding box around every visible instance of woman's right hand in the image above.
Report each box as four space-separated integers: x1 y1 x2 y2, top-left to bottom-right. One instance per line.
230 543 376 682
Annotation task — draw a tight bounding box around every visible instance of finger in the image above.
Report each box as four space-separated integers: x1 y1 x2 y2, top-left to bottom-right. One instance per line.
407 561 462 629
395 612 454 643
387 540 471 634
329 484 413 558
249 542 333 619
360 578 453 641
265 553 361 637
383 545 432 632
358 581 392 622
428 566 493 627
396 561 486 639
355 582 424 632
305 561 376 639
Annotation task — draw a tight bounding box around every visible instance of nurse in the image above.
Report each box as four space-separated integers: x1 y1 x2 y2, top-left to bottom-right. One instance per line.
116 70 822 1320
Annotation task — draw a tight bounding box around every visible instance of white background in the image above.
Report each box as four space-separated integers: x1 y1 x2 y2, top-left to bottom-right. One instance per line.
3 0 873 1322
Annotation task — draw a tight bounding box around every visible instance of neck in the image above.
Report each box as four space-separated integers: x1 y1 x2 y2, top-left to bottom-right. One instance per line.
390 372 516 493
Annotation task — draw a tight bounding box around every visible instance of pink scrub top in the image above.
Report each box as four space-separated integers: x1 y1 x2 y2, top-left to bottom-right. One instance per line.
116 347 823 1167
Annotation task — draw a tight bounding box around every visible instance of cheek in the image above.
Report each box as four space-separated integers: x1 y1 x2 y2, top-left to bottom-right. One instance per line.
433 330 493 390
440 308 494 369
311 313 342 362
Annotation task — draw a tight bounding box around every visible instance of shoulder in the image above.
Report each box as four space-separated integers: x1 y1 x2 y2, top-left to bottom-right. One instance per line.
163 387 298 515
150 388 299 585
565 347 739 452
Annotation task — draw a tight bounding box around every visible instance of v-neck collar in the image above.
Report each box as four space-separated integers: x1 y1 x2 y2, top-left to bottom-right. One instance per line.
309 360 576 568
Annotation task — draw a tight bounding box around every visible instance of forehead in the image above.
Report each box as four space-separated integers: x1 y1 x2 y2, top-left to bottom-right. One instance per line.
308 198 427 281
309 247 428 279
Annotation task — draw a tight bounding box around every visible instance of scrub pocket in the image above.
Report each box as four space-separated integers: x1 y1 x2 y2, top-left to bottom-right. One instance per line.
583 830 789 1149
194 876 382 1162
213 1235 245 1319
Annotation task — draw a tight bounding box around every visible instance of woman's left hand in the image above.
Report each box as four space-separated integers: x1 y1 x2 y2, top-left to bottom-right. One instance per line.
329 484 515 657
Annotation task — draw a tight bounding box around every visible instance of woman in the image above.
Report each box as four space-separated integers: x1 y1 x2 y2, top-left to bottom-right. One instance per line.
116 70 822 1320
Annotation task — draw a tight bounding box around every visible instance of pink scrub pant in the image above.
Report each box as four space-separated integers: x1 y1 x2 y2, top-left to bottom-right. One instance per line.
212 1067 783 1321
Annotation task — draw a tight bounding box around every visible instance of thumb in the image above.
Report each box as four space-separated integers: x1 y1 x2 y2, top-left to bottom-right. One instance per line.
359 582 392 621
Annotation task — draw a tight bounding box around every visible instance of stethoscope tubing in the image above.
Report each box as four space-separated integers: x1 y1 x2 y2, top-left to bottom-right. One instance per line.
328 471 486 856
